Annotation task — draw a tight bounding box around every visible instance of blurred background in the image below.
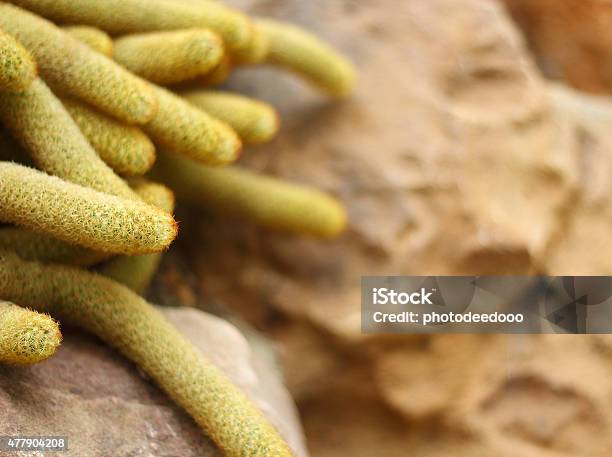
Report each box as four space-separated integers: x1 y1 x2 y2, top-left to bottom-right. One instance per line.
152 0 612 456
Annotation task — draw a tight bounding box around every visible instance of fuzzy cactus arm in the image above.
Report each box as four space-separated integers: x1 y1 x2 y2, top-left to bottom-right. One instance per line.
7 0 253 52
0 162 177 255
199 54 232 87
0 28 37 91
258 18 356 98
152 150 347 238
0 180 175 266
0 78 138 200
0 301 61 365
0 252 295 457
62 97 156 177
143 84 242 166
114 29 224 85
0 227 109 266
232 23 270 65
182 90 279 145
63 25 114 57
0 3 157 124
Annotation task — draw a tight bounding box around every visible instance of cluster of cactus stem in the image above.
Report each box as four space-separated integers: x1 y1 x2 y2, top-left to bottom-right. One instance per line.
0 1 355 456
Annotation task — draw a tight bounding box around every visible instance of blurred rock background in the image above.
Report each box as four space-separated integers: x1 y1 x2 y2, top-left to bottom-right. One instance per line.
151 0 612 456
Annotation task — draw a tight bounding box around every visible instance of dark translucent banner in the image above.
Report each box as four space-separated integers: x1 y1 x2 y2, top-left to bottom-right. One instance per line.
361 276 612 334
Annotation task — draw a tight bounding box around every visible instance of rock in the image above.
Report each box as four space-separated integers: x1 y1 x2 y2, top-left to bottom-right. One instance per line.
0 307 308 457
501 0 612 93
543 83 612 275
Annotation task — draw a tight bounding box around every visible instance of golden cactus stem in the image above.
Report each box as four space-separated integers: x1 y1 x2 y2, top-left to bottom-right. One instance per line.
182 90 279 145
198 53 232 86
63 25 114 57
0 78 138 200
258 18 356 98
98 179 175 293
0 300 61 365
114 29 224 85
0 162 177 255
232 23 270 65
0 27 37 91
152 150 347 238
62 97 156 177
143 84 241 166
0 3 157 124
0 179 175 266
8 0 254 53
0 227 109 266
0 252 295 457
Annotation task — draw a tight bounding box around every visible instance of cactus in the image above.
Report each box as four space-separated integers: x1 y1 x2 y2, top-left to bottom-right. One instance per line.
0 78 138 199
258 18 356 98
232 23 270 65
0 251 295 457
63 25 114 57
128 178 176 213
183 90 279 145
114 29 223 85
0 162 177 254
143 84 242 166
199 53 232 86
152 150 347 238
0 179 175 266
0 27 37 91
0 227 109 266
62 97 156 177
98 179 175 293
0 300 61 365
8 0 254 52
0 3 158 124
